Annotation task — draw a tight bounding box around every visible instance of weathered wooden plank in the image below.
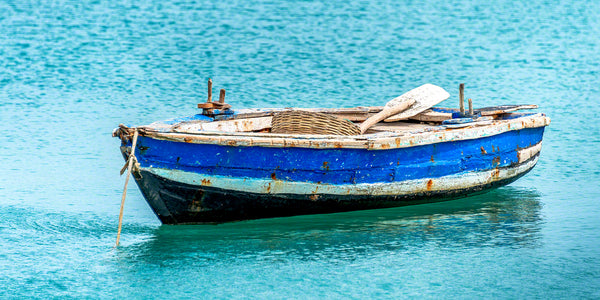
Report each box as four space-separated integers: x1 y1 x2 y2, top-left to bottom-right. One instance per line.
395 109 451 122
227 107 452 123
225 104 537 122
368 122 434 133
173 117 272 133
226 107 380 120
477 104 538 116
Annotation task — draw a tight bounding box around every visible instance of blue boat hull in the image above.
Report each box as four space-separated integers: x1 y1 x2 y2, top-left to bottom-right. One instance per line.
121 125 546 224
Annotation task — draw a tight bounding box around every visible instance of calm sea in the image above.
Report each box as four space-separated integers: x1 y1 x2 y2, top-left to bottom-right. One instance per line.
1 0 599 298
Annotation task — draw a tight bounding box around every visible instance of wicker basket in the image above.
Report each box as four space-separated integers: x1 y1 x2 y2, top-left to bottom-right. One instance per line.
271 110 360 136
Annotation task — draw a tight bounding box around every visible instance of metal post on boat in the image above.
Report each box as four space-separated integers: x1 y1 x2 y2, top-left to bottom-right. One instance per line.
219 89 226 103
207 78 213 103
198 80 232 116
459 83 465 115
468 98 473 115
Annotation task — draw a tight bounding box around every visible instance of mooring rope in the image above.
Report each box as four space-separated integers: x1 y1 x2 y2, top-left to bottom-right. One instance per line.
115 129 139 247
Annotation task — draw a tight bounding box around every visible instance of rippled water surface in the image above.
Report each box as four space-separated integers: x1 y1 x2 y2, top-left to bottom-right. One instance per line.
1 1 599 298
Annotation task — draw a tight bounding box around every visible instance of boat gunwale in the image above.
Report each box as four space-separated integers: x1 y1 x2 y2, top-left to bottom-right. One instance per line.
133 112 550 150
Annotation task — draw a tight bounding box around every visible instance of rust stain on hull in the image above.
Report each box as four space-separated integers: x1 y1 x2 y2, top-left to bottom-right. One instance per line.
492 156 501 166
492 168 500 179
426 179 433 191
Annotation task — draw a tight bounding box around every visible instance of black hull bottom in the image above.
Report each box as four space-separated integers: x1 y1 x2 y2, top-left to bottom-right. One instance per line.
133 168 533 224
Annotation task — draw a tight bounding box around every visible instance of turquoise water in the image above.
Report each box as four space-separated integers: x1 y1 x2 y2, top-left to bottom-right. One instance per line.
1 0 599 298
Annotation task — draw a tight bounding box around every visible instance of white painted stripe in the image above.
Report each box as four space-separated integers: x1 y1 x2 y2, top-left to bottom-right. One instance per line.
518 142 542 163
146 156 539 197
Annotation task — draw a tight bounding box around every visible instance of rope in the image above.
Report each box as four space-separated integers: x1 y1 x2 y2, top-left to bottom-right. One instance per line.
115 129 139 247
119 153 141 178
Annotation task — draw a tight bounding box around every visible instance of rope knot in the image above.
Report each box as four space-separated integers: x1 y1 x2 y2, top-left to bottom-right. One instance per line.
120 154 142 178
118 129 142 178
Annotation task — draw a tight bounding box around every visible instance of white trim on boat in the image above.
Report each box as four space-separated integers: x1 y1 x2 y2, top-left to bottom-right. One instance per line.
518 142 542 163
142 113 550 150
146 154 540 197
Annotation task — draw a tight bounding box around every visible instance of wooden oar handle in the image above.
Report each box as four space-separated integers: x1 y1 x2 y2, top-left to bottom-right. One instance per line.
359 99 415 134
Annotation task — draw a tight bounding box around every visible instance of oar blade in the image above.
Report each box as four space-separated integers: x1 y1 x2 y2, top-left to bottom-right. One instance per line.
359 84 449 134
386 83 450 120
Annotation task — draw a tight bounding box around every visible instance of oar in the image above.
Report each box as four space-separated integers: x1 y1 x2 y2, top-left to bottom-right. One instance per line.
115 129 139 247
358 83 450 134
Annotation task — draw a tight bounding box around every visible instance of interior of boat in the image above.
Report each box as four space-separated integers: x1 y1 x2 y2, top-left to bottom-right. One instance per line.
167 105 538 135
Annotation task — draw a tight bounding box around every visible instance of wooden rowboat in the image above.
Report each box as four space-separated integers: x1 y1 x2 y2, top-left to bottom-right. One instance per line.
113 84 550 224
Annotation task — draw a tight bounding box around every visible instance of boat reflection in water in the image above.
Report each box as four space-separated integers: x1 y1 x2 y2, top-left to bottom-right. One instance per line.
121 186 543 263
